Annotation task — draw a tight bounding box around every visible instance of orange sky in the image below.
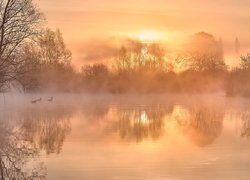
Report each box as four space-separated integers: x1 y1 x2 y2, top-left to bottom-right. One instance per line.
36 0 250 67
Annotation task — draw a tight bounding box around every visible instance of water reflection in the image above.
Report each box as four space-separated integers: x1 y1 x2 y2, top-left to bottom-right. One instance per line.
20 107 72 154
0 106 73 179
3 97 250 179
103 103 225 146
0 118 45 179
177 104 225 147
79 101 226 146
110 106 174 142
240 110 250 138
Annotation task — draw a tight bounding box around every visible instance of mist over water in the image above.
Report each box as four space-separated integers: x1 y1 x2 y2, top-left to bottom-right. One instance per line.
1 94 250 179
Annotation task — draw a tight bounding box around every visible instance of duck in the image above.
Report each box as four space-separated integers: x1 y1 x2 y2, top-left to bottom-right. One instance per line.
37 98 42 102
48 97 53 102
31 100 37 104
31 98 42 104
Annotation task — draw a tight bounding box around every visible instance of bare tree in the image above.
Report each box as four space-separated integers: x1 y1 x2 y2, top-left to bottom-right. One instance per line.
115 40 168 72
0 0 43 91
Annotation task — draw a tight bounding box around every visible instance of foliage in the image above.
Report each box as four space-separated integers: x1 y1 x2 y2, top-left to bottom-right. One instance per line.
19 28 74 92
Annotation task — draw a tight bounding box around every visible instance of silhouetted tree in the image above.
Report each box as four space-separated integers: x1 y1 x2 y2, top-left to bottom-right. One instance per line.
115 40 168 72
38 28 71 66
108 40 178 93
226 53 250 97
18 42 41 91
19 28 74 92
82 64 109 79
187 32 226 72
81 63 110 92
0 0 43 91
240 54 250 70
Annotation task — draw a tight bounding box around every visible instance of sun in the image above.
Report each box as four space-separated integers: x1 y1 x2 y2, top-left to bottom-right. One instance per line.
137 31 162 43
124 30 165 44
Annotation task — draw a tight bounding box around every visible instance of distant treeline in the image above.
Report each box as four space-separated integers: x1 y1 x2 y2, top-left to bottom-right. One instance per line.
19 32 250 96
0 0 249 96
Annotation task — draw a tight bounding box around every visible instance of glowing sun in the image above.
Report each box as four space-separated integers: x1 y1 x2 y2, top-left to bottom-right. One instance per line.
137 31 162 43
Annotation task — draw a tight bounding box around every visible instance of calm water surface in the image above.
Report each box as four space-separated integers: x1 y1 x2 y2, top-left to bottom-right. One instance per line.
1 95 250 179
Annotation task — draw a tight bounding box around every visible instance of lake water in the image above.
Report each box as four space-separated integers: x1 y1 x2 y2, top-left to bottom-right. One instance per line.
1 94 250 180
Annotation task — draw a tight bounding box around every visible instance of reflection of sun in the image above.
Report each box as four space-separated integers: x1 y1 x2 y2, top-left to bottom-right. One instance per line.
130 111 150 125
140 111 149 124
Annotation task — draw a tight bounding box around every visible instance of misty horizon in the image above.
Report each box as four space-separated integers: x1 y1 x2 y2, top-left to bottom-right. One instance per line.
37 0 250 68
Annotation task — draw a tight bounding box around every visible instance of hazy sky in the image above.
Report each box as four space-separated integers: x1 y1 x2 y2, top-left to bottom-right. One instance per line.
36 0 250 67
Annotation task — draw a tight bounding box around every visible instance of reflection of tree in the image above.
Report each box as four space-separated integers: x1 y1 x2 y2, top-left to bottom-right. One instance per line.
177 105 224 147
230 109 250 139
0 120 45 179
111 106 173 142
20 107 72 154
0 106 73 179
240 111 250 138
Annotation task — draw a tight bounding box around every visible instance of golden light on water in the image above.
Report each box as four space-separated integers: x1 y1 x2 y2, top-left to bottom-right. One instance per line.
139 111 149 124
131 111 150 125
